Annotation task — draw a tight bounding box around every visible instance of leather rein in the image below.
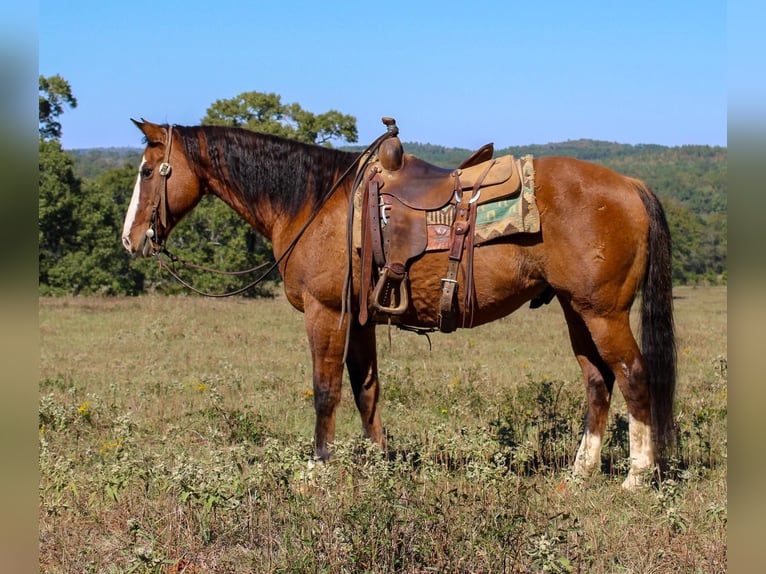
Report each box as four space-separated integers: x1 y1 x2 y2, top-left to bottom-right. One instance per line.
148 123 398 298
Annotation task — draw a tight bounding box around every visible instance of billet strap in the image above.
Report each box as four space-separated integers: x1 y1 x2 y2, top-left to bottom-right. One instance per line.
438 160 496 332
438 172 469 333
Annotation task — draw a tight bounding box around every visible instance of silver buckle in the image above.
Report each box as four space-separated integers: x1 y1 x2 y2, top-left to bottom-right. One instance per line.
159 162 172 177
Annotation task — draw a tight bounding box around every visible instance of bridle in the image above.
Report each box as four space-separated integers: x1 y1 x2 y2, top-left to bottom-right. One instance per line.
141 123 277 295
144 125 174 256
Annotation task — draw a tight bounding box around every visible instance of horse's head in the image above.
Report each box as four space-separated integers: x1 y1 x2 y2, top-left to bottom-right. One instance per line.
121 120 202 257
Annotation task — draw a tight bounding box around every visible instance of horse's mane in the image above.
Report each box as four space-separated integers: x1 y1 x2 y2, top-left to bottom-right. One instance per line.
174 125 358 218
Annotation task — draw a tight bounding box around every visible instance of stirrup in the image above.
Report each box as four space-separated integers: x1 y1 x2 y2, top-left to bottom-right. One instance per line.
371 265 409 315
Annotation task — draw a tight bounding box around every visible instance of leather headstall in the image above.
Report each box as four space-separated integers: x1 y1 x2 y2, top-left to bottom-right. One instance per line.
146 125 174 255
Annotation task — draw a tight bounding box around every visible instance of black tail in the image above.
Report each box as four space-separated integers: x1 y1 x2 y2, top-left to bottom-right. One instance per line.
636 183 677 457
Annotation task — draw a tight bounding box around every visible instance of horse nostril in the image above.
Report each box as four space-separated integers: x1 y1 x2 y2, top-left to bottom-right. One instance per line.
122 236 132 251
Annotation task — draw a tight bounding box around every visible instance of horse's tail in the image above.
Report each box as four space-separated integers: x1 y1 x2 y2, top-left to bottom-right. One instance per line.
635 181 677 458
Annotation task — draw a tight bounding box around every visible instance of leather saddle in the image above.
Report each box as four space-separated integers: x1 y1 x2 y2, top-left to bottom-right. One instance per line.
357 118 524 331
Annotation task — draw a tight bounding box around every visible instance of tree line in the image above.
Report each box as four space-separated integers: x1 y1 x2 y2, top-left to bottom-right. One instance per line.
39 75 726 296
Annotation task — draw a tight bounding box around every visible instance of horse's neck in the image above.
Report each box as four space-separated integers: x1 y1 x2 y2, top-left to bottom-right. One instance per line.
211 183 275 238
186 128 356 242
206 159 351 244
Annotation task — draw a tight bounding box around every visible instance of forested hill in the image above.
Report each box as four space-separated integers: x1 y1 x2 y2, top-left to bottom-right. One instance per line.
62 138 725 289
71 139 726 216
388 140 727 216
70 147 143 179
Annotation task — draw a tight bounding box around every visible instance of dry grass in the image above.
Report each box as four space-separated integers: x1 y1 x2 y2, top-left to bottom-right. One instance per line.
39 286 726 572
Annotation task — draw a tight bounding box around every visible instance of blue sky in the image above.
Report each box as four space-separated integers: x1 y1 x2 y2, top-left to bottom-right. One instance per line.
39 0 728 150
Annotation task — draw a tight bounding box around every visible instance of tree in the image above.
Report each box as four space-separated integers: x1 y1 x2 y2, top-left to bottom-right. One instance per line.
39 74 80 293
201 91 358 145
38 139 80 290
663 200 726 285
39 143 148 295
39 74 77 140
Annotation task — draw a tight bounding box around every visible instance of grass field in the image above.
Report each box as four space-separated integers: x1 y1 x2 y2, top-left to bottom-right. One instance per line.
39 286 726 573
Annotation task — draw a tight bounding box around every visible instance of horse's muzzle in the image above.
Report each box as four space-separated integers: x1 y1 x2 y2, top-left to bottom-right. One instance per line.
122 232 154 258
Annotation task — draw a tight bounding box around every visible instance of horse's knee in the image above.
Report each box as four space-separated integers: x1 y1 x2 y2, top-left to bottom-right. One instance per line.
313 387 340 417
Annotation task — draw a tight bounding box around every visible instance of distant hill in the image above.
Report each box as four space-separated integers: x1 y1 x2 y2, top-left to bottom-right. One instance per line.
70 138 726 216
69 147 143 179
381 140 727 216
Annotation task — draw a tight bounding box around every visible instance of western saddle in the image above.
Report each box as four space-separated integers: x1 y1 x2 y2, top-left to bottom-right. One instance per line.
356 117 526 332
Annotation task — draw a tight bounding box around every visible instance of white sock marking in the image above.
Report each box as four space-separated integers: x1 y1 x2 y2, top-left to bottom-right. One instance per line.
573 429 602 476
622 413 655 490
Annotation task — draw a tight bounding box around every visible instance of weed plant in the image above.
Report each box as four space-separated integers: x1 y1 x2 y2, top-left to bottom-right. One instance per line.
39 286 726 572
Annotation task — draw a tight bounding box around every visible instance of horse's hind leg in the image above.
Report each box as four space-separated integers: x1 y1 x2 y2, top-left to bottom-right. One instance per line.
582 312 655 490
345 323 386 450
560 299 615 478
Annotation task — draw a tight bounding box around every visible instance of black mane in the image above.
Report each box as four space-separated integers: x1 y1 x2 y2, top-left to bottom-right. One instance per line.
173 124 358 219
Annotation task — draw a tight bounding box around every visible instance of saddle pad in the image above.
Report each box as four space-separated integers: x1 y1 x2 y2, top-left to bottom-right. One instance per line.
440 155 539 246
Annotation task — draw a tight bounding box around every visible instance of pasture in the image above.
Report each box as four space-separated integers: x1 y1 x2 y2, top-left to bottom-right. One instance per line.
39 286 726 572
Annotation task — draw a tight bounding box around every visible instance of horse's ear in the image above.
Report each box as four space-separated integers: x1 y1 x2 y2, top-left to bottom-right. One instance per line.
130 118 166 144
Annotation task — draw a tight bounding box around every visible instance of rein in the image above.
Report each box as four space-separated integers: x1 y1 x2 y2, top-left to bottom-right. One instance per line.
155 251 275 298
152 122 399 298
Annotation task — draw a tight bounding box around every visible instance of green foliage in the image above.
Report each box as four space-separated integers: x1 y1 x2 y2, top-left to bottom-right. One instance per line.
42 151 277 296
493 378 583 474
39 148 146 295
202 90 358 145
664 200 727 284
52 166 147 295
39 74 77 140
38 139 81 291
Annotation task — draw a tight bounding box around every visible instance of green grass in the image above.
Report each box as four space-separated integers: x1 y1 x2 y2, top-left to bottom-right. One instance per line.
39 286 726 572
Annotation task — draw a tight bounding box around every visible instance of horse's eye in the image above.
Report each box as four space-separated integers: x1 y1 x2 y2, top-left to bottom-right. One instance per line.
141 167 154 179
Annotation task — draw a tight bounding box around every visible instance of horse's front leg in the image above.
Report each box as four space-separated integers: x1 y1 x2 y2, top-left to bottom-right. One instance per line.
345 323 386 450
304 299 347 461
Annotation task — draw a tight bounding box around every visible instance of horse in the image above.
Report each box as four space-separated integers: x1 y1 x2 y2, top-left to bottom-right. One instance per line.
121 119 676 489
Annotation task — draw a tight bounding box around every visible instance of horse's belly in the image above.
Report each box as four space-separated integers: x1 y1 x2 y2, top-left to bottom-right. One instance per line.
395 245 547 329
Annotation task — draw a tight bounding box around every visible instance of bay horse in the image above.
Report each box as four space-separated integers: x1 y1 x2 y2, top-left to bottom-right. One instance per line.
121 119 675 489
